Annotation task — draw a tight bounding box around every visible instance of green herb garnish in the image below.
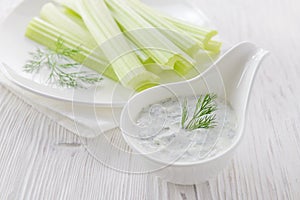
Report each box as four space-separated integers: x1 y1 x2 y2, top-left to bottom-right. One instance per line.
181 93 217 130
24 38 102 88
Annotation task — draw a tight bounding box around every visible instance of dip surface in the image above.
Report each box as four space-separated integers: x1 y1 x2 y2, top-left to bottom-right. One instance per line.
132 96 238 164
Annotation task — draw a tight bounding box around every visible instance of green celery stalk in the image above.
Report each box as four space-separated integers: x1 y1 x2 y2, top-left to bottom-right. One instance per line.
46 3 155 65
126 39 154 64
25 17 118 81
53 0 80 14
166 17 217 43
39 3 109 62
75 0 159 90
40 3 97 49
106 0 195 75
127 0 221 52
127 0 203 57
53 0 198 73
205 40 222 53
42 3 155 65
159 17 221 52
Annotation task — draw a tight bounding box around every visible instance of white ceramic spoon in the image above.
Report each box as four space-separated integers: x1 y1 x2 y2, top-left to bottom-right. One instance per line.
120 41 268 184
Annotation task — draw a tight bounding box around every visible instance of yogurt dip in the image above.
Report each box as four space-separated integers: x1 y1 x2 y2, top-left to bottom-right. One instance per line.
131 96 238 164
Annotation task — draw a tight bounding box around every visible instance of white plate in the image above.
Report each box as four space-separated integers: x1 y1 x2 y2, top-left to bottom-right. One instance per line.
0 0 220 107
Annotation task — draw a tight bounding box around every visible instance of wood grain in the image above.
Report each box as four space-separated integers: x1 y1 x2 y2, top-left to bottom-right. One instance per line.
1 0 300 199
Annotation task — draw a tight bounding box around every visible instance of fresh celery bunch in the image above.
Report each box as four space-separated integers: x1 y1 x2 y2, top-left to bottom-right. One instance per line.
25 0 223 90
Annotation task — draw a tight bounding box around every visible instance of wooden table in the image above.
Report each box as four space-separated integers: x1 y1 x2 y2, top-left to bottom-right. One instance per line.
1 0 300 199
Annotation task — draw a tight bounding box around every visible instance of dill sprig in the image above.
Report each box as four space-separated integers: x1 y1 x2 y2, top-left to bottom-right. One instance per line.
24 38 102 88
181 93 217 130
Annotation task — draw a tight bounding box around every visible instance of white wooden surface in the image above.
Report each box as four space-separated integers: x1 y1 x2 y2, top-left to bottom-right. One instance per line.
1 0 300 199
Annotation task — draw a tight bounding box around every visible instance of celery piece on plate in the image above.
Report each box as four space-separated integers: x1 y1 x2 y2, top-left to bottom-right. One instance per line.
106 0 195 75
75 0 159 90
40 3 97 49
127 0 221 53
127 0 203 57
25 17 118 81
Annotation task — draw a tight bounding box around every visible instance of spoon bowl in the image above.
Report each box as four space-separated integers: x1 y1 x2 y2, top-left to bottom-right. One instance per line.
120 41 268 184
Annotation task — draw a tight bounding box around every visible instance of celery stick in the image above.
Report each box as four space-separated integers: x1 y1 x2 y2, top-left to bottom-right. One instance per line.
76 0 159 90
41 2 155 66
44 3 155 65
53 0 80 14
159 17 221 52
106 0 195 75
127 0 202 57
166 17 218 43
126 39 154 64
39 2 108 62
205 40 222 53
40 3 97 49
54 0 194 74
127 0 220 52
25 18 118 81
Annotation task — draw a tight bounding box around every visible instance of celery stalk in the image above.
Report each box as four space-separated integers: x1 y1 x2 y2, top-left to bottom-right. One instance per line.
76 0 159 90
39 3 109 62
25 17 118 81
43 3 155 65
53 0 80 14
126 39 154 64
127 0 203 57
40 3 96 49
166 17 217 42
205 40 222 53
106 0 195 75
127 0 221 52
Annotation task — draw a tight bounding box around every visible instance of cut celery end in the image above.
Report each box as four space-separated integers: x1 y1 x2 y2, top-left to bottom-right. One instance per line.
174 61 193 76
125 69 159 91
144 63 163 74
135 82 158 92
76 0 159 89
167 20 222 53
205 40 222 53
25 18 118 81
167 18 218 41
135 48 154 64
126 38 154 64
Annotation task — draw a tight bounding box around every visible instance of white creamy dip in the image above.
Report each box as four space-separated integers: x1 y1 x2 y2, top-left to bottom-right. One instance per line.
132 96 238 164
